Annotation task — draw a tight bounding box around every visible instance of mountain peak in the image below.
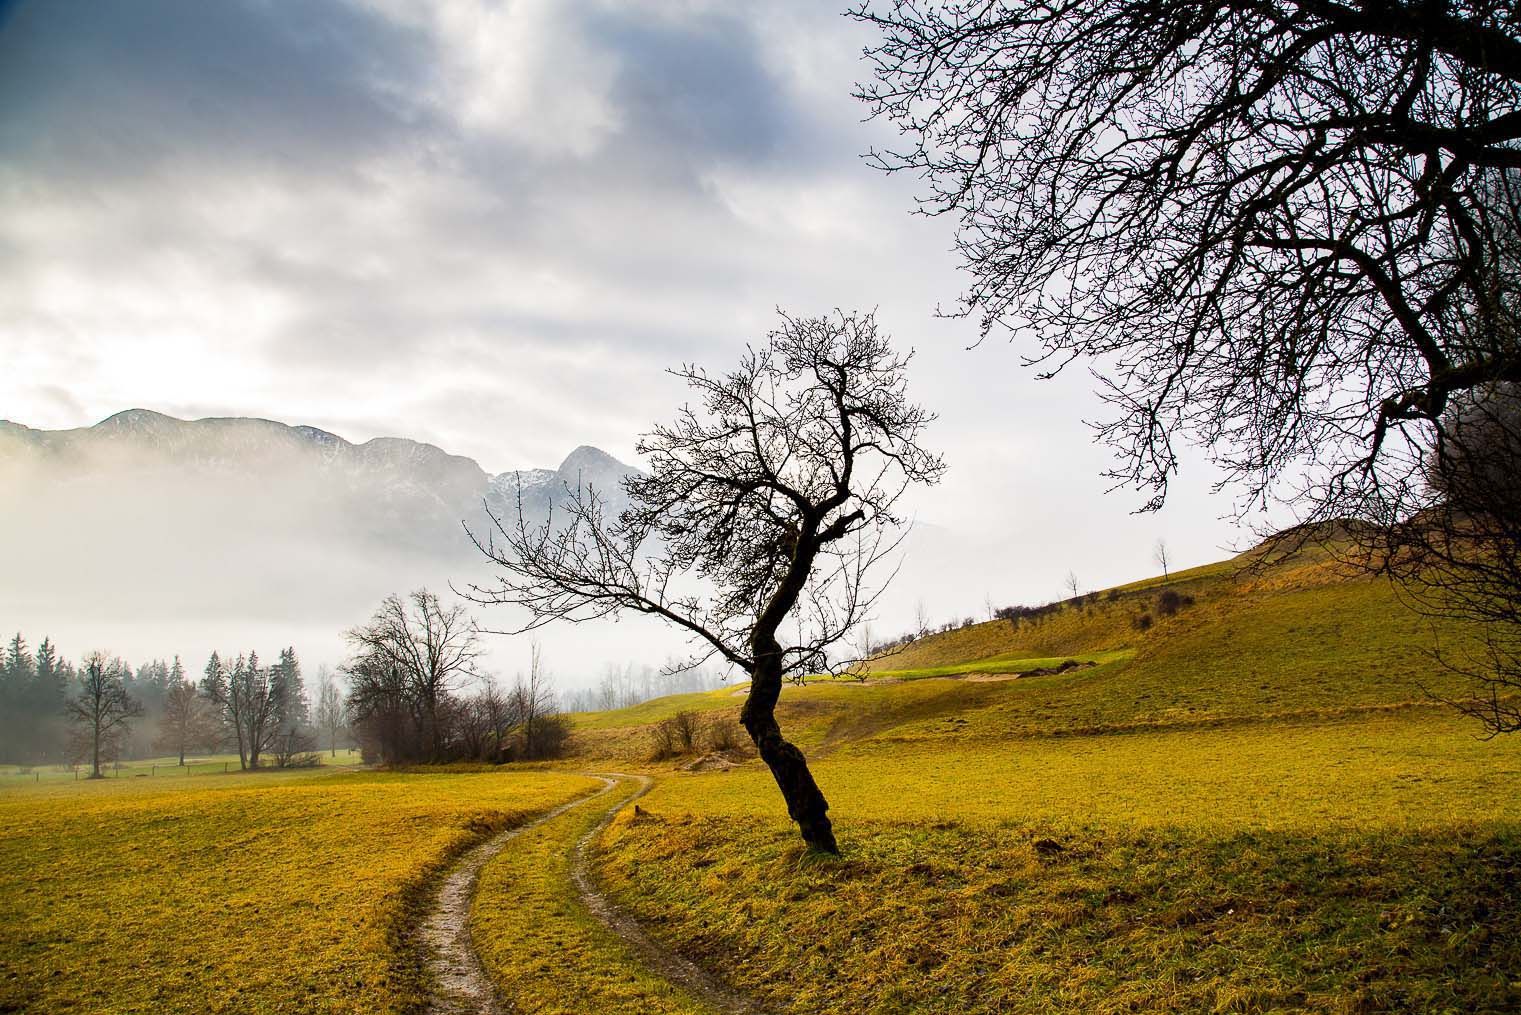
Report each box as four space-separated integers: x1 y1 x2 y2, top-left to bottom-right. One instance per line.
558 445 625 476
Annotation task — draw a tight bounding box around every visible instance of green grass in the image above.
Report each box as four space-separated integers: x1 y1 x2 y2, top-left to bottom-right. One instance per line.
854 648 1133 681
0 750 365 783
0 766 599 1014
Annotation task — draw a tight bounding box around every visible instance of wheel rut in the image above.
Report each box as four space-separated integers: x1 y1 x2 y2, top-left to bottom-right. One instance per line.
570 773 766 1015
418 772 763 1015
419 778 615 1015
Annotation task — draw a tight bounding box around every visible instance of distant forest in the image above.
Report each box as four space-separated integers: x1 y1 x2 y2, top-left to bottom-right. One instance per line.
0 634 323 769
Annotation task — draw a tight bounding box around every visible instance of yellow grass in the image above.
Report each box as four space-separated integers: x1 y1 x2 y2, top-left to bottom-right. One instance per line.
0 767 598 1014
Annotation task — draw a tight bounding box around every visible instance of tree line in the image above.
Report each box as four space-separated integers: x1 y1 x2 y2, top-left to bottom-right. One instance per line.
0 633 350 777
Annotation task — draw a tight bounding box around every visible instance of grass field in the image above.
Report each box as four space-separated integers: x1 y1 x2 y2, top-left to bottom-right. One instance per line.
0 749 365 783
596 709 1521 1012
579 548 1521 1012
0 766 598 1014
6 542 1520 1013
471 777 717 1014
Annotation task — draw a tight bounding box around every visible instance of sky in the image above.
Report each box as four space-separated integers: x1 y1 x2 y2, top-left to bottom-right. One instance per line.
0 0 1263 683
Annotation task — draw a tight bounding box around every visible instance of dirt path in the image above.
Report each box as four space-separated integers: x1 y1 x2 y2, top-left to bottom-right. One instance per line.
420 778 616 1015
419 772 763 1015
569 774 766 1015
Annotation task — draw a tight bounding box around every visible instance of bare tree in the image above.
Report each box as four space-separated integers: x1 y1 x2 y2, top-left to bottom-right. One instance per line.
469 310 944 852
314 664 345 758
913 599 929 640
1154 540 1171 582
344 652 412 765
66 653 142 779
856 1 1520 510
154 680 216 766
1385 381 1521 732
855 2 1521 729
346 590 480 762
218 653 284 770
1064 571 1081 601
477 674 515 761
508 643 561 760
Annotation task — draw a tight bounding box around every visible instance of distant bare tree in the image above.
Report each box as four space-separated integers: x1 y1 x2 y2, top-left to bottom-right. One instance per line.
343 652 411 765
200 652 282 770
1154 540 1171 581
66 653 142 779
154 680 215 766
1064 571 1081 601
469 310 944 853
475 673 513 761
913 599 929 640
314 664 345 758
346 590 480 762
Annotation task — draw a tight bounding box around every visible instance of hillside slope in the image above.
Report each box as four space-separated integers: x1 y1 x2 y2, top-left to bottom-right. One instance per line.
568 541 1492 760
568 542 1521 1014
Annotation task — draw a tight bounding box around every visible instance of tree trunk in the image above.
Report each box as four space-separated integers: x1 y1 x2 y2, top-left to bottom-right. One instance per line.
90 721 102 779
740 658 837 854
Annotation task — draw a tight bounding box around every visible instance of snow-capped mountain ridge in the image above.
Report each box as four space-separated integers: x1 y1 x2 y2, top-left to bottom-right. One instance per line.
0 410 640 557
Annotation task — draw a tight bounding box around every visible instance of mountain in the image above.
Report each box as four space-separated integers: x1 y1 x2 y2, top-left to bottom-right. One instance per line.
0 409 639 558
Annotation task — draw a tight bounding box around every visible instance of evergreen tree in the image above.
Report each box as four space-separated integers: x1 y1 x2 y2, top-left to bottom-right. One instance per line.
272 647 308 730
28 638 68 763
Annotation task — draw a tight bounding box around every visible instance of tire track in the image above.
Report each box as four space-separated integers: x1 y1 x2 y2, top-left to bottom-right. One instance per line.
420 777 616 1015
569 773 766 1015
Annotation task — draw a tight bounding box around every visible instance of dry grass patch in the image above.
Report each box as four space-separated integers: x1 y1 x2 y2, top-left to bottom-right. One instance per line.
0 767 598 1014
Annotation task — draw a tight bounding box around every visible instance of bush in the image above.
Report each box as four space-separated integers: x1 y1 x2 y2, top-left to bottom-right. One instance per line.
651 710 703 760
515 712 573 761
1133 612 1154 631
706 717 746 752
1156 590 1197 617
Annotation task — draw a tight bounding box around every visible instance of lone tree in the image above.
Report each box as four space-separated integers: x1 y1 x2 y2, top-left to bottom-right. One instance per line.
66 652 142 778
154 679 216 766
855 1 1521 728
314 664 346 757
346 590 480 763
469 310 944 852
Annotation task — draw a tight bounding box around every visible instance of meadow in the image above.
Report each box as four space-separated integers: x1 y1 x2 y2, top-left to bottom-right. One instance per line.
5 544 1520 1014
579 548 1521 1012
0 765 598 1014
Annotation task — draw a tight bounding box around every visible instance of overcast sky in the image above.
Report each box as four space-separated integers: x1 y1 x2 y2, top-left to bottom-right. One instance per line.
0 0 1262 675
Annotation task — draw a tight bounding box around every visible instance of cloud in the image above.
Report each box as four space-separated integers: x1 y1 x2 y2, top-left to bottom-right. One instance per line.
0 0 1255 683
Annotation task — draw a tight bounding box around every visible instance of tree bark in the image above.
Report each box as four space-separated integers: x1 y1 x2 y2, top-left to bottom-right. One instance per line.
740 656 838 854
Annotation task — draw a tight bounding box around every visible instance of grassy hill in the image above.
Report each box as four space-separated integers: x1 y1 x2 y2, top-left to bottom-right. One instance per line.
580 542 1521 1013
567 542 1493 759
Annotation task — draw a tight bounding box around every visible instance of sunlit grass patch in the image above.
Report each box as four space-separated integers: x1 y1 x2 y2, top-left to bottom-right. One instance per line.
600 812 1521 1014
0 767 598 1014
827 648 1133 682
598 711 1521 1012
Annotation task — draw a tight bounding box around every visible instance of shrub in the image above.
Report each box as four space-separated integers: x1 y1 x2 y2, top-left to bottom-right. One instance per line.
1156 590 1197 617
1133 613 1154 631
651 710 703 760
706 717 746 753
